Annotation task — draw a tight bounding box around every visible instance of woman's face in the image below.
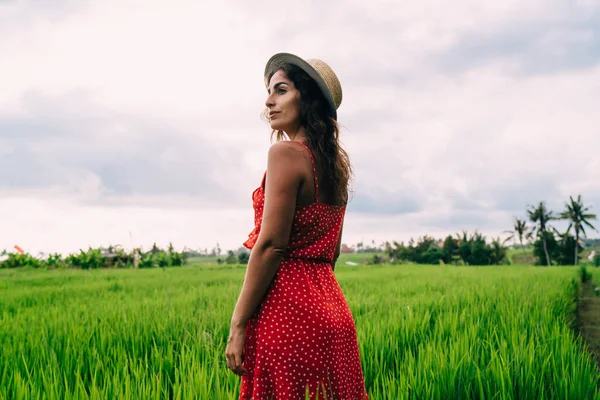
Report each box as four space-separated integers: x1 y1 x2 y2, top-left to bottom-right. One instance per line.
265 70 302 133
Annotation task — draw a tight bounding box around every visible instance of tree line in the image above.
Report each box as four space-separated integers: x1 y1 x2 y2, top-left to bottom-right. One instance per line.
0 243 187 269
383 232 510 266
374 195 597 266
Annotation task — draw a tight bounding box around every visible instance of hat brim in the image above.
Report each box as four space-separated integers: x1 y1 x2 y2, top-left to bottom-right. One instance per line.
264 52 337 120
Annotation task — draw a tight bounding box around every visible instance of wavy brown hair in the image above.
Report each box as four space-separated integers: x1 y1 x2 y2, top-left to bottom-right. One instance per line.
263 64 353 206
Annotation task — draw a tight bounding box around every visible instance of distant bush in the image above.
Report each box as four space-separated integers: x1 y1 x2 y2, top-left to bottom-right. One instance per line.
594 254 600 267
369 254 386 265
225 251 237 264
0 243 187 270
421 248 445 265
0 253 43 269
238 252 250 264
45 253 64 269
65 248 105 270
533 232 584 266
137 245 185 269
386 232 509 266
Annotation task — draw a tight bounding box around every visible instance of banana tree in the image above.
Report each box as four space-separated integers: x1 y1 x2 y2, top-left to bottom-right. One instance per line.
490 236 511 265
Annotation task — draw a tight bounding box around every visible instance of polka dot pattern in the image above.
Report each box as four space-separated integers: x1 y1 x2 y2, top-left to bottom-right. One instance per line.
240 142 369 400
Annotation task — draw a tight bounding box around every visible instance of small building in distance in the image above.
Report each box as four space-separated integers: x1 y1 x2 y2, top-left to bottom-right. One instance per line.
340 244 354 253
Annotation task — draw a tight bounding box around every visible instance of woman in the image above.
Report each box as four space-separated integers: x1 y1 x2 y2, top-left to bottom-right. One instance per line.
226 53 369 400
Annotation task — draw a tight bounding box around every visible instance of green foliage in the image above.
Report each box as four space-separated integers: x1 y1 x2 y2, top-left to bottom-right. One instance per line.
532 231 585 266
238 252 250 264
466 232 491 265
561 195 597 239
489 237 509 265
521 194 597 266
560 195 597 266
65 248 105 270
137 252 155 268
368 254 386 265
533 231 558 266
0 265 598 398
107 248 135 268
138 246 184 269
45 253 64 269
225 250 237 264
505 217 533 253
421 247 445 265
170 251 185 267
593 253 600 267
0 253 43 269
441 235 459 264
527 201 557 266
579 265 591 283
157 251 172 267
387 231 508 265
555 234 584 266
0 244 187 270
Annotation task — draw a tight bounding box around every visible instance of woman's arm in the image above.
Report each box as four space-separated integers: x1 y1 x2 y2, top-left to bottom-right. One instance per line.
227 142 305 375
229 141 304 328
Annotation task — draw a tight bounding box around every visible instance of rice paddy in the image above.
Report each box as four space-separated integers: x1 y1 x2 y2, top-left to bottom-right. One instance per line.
1 263 598 399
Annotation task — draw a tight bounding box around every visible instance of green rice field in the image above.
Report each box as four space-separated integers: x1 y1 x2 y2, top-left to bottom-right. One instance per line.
1 263 598 399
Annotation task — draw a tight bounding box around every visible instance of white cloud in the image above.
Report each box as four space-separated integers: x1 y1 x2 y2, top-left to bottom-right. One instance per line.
0 0 599 254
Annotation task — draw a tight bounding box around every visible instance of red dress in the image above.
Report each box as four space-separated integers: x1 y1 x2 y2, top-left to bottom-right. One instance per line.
240 142 369 400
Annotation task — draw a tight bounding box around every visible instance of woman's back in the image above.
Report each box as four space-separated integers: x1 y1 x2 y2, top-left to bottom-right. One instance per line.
243 141 345 262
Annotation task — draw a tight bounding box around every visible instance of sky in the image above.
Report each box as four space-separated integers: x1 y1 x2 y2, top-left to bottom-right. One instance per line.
1 0 599 255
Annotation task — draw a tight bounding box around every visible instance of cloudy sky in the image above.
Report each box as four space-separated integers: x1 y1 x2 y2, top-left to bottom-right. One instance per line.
1 0 599 255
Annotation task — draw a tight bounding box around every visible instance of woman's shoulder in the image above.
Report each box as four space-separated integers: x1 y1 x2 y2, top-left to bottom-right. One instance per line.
265 141 308 183
267 141 310 163
268 140 307 152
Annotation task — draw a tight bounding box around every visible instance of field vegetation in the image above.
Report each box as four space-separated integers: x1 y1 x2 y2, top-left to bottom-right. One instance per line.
1 263 599 399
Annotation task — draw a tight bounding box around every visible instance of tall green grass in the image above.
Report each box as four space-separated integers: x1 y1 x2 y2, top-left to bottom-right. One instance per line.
0 264 598 399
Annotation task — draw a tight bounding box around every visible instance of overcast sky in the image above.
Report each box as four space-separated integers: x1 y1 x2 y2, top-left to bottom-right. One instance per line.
1 0 599 255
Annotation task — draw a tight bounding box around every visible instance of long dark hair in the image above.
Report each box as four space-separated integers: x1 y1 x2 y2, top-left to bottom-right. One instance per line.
263 64 353 205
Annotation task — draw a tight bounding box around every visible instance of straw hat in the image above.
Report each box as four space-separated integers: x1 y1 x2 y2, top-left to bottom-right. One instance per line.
264 52 343 120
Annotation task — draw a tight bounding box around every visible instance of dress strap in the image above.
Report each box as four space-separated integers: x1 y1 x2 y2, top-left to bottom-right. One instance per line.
296 141 319 202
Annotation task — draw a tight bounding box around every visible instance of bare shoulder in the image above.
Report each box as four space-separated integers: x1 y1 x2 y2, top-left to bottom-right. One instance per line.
267 142 309 171
266 141 307 184
267 140 307 160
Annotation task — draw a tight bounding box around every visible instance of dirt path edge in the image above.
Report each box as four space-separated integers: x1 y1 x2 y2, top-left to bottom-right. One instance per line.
576 276 600 370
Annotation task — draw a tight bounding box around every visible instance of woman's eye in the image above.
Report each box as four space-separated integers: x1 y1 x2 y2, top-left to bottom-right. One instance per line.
278 89 286 94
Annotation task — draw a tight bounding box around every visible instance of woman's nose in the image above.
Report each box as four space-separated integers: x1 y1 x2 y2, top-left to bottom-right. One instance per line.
265 93 275 108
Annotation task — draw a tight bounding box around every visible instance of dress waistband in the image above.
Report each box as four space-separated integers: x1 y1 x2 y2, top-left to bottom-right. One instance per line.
282 254 332 263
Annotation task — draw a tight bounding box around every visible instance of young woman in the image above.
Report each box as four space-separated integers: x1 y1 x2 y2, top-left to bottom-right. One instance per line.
226 53 369 400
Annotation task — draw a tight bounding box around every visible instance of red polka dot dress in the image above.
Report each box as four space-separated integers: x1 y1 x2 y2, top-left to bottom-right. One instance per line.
239 142 369 400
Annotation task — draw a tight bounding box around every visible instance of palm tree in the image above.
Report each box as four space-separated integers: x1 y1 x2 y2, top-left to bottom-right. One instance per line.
560 195 597 265
356 241 363 253
504 217 532 254
527 201 556 266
